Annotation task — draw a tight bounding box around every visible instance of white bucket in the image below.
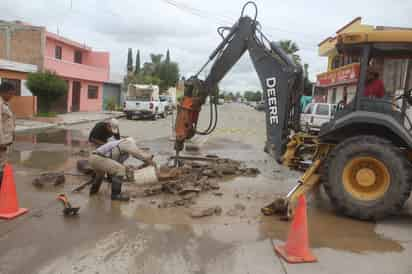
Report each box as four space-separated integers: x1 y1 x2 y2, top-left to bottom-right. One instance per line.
132 166 159 186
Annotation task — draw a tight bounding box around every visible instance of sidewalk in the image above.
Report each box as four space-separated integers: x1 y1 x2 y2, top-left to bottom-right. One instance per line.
57 111 124 125
15 111 125 133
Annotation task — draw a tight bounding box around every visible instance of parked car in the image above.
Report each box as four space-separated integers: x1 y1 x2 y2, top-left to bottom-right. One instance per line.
255 101 265 111
300 103 337 132
160 95 174 115
124 84 167 120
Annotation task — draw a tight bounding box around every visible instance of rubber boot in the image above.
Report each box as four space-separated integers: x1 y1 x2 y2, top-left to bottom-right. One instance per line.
111 176 130 201
89 173 104 196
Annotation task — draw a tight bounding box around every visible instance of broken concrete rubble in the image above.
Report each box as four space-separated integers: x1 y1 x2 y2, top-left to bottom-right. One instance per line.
32 173 66 188
226 203 246 217
190 206 222 218
138 156 260 209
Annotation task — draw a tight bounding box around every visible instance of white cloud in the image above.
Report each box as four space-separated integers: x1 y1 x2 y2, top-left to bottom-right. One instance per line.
1 0 411 92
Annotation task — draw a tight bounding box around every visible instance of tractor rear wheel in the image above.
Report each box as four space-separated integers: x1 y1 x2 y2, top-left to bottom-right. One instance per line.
322 135 412 220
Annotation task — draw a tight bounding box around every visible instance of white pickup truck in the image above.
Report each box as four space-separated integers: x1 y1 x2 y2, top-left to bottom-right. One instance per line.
300 103 337 133
124 84 167 120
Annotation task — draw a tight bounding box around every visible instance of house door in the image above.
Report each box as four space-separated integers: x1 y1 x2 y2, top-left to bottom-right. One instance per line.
72 81 81 112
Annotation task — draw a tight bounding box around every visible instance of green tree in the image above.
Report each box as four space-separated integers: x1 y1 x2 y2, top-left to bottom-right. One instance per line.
150 54 163 77
254 91 262 101
142 62 155 76
26 71 68 113
127 48 133 72
155 50 179 90
125 51 180 90
161 49 171 88
278 40 301 64
134 50 141 75
224 92 235 101
303 63 309 78
165 49 170 64
159 64 179 90
303 63 313 96
243 91 255 101
243 90 262 101
150 54 163 65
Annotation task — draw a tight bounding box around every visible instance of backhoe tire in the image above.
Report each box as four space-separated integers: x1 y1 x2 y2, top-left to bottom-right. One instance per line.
322 135 412 220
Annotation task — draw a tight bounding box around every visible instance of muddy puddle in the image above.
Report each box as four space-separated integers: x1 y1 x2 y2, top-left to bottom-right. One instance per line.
261 208 404 253
11 129 88 170
121 182 404 255
116 197 404 254
8 131 406 256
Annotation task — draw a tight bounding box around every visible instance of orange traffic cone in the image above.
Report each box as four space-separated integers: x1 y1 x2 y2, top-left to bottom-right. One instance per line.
274 195 317 263
0 164 28 219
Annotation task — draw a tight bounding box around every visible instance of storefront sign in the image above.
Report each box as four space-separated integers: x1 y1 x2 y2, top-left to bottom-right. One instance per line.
316 63 360 87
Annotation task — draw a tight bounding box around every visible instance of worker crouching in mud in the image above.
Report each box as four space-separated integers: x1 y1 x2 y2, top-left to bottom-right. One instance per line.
88 137 155 201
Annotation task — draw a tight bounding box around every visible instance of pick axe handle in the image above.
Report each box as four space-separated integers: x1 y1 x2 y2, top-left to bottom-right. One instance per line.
72 178 94 193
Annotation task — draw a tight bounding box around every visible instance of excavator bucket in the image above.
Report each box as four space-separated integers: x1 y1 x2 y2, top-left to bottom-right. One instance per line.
262 159 322 220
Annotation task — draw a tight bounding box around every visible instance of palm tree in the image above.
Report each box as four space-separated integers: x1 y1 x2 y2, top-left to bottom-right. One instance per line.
150 54 163 66
278 40 301 64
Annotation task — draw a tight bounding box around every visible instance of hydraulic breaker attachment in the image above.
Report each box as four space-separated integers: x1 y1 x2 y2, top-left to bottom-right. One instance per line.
174 96 202 165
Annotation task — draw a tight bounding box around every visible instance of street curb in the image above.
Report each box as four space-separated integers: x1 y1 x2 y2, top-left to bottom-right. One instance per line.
15 113 125 134
57 114 126 126
15 124 57 134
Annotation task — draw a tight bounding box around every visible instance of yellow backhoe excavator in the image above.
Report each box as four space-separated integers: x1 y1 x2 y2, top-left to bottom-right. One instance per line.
174 1 412 220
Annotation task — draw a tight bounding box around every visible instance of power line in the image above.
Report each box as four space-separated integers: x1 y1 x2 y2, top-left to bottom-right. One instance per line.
159 0 320 50
70 0 320 51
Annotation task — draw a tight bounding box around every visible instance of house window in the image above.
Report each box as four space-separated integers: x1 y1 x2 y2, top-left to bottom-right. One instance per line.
55 46 62 59
74 50 82 64
383 58 412 94
88 85 98 99
1 78 21 96
331 55 341 69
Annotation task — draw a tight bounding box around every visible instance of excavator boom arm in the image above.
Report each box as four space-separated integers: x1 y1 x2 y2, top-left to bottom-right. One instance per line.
174 14 303 162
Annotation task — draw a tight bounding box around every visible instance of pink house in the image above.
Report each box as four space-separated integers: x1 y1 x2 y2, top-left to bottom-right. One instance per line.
0 21 110 113
44 32 110 112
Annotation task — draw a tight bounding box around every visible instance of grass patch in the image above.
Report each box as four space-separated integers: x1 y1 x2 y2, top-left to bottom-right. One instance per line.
37 112 58 117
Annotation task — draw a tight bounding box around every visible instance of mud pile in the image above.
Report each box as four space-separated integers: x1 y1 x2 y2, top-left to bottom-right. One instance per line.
140 156 259 208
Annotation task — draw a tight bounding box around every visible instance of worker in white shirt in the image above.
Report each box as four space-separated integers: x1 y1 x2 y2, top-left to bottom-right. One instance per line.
88 137 154 201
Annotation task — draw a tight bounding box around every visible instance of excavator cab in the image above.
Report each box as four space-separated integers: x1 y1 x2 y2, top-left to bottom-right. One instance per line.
321 31 412 144
276 31 412 220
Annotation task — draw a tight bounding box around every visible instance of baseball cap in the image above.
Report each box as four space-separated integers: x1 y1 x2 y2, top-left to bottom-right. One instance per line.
110 118 119 132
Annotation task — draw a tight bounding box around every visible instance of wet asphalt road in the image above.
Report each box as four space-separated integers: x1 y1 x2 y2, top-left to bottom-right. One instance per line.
1 103 412 274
